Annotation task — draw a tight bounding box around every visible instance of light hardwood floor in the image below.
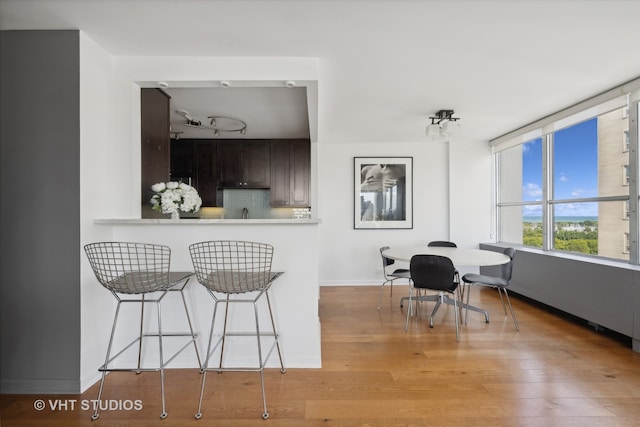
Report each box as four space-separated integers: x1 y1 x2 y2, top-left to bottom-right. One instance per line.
3 284 640 426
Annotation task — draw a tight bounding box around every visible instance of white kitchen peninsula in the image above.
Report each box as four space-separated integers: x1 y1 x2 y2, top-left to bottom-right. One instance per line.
93 218 321 369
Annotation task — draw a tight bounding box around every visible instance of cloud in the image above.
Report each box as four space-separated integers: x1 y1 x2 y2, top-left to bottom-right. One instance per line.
554 202 598 217
523 205 542 216
523 183 542 198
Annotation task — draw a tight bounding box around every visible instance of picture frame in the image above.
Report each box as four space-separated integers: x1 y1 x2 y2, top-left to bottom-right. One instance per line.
354 157 413 229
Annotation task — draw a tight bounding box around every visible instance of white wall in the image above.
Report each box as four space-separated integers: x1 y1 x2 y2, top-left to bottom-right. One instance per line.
448 136 495 247
79 33 120 390
317 139 493 285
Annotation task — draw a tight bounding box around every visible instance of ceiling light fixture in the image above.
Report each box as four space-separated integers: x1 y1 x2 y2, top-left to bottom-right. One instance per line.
426 109 460 138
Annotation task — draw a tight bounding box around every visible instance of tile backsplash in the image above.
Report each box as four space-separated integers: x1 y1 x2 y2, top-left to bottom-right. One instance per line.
198 189 309 219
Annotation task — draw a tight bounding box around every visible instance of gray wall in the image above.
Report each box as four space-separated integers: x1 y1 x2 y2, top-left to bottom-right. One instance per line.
480 244 640 351
0 30 81 393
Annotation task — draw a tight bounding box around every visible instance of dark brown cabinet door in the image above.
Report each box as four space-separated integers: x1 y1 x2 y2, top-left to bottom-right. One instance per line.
244 141 270 187
141 88 170 217
270 139 310 207
269 140 291 206
218 140 270 188
217 141 244 187
194 141 221 206
290 140 310 206
169 139 221 206
170 139 193 179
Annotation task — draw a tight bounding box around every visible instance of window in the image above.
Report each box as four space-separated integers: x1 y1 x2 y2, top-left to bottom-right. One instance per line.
623 130 630 152
497 138 543 247
624 232 630 254
623 165 630 186
624 199 630 219
622 233 631 254
495 99 633 262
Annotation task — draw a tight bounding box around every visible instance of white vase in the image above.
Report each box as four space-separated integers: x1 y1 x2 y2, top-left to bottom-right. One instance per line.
170 211 180 220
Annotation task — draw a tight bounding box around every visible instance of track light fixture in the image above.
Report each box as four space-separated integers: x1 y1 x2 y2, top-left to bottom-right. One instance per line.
175 110 247 136
426 109 460 138
208 116 247 135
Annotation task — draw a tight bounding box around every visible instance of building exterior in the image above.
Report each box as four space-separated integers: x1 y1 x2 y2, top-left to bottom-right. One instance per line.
598 106 630 260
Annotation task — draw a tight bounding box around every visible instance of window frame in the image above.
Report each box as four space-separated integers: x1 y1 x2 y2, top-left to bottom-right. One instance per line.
492 87 640 264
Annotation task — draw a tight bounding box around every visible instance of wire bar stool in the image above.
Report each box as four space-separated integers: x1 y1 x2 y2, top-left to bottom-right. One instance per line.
84 242 202 421
189 240 285 420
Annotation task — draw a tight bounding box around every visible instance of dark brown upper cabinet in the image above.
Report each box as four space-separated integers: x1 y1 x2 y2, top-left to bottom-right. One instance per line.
270 139 310 207
141 88 170 217
170 139 221 207
218 140 270 188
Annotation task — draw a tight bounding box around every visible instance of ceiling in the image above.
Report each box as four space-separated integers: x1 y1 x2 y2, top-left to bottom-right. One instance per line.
3 0 640 143
164 87 311 139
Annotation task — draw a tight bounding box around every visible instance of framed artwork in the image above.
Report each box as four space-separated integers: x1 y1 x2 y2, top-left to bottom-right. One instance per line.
354 157 413 229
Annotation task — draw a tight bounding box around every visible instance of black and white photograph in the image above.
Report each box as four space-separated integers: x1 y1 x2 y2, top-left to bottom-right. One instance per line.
354 157 413 229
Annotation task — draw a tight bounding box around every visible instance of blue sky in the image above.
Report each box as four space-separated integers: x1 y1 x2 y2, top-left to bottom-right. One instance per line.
522 118 598 217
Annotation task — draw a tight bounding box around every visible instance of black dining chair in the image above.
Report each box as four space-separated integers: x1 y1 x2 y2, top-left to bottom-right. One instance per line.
427 240 463 311
461 247 519 330
427 240 461 281
405 254 460 341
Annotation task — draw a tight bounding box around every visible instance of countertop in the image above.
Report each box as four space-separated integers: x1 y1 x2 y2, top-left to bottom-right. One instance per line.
95 218 321 225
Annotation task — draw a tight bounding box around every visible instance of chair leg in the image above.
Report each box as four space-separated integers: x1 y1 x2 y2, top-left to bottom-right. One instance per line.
404 286 413 331
455 282 464 322
156 301 168 419
136 295 145 374
195 297 220 419
429 295 443 328
502 288 520 331
91 301 122 421
497 287 508 315
219 296 231 370
464 284 472 325
453 291 460 342
265 291 286 373
377 279 390 310
178 288 202 369
253 300 270 420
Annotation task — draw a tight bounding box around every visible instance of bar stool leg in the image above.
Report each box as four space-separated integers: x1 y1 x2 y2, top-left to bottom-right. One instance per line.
92 301 122 421
178 288 202 369
265 292 286 373
253 301 270 420
156 301 167 419
136 295 145 374
195 297 219 419
219 296 231 370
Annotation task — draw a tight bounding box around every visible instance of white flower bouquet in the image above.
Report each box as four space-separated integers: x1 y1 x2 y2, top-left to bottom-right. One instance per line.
150 181 202 218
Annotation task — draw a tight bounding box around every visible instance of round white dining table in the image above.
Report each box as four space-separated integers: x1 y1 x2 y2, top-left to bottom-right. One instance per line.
382 245 510 324
382 246 510 266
